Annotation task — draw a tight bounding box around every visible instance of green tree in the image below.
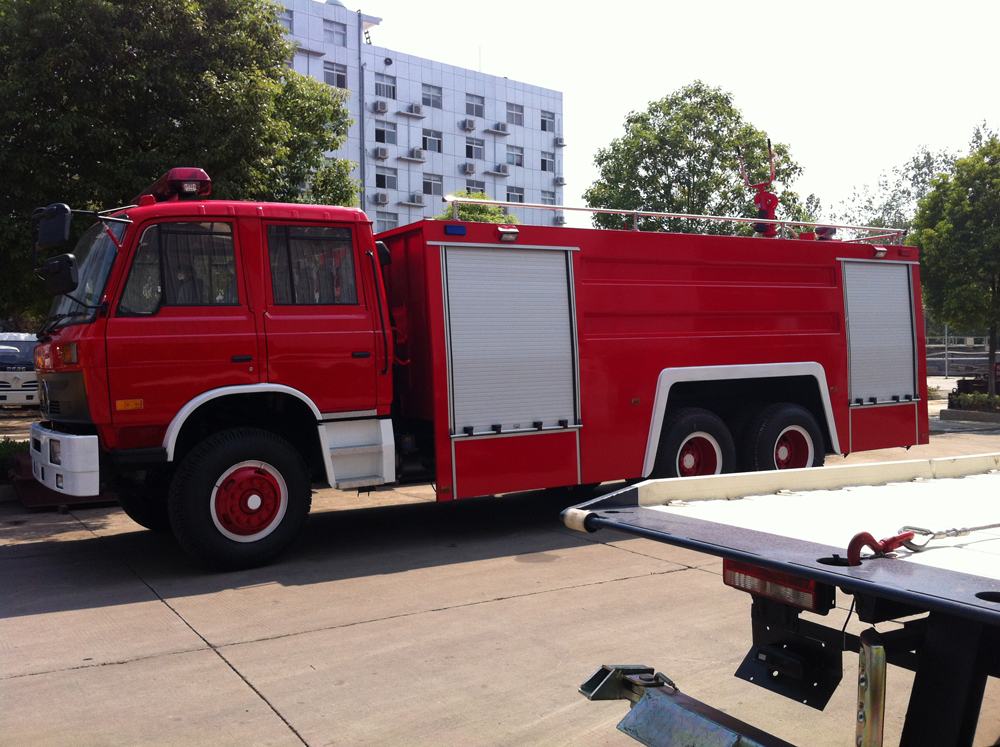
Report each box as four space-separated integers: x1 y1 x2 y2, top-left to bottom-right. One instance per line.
434 191 518 223
584 81 813 234
0 0 356 327
833 145 958 232
911 133 1000 394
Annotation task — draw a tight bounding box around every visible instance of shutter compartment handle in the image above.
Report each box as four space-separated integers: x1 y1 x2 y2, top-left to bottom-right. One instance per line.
352 351 371 358
231 355 253 363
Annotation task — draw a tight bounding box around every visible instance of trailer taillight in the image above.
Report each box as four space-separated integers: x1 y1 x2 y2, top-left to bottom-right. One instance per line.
723 559 834 613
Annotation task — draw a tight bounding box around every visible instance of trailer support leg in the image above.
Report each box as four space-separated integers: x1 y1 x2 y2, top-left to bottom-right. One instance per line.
899 613 992 747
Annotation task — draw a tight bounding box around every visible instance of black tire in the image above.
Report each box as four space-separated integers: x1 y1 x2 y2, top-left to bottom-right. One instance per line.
168 428 312 570
743 403 825 471
117 468 173 532
652 407 737 478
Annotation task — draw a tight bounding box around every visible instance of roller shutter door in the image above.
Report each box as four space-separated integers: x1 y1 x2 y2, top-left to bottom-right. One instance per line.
443 246 577 434
844 261 916 403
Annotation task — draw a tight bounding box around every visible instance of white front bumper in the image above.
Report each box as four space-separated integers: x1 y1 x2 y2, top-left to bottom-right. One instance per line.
29 421 101 496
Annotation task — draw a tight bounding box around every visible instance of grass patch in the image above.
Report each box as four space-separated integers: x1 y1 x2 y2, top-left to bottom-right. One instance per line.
0 436 30 482
954 392 1000 413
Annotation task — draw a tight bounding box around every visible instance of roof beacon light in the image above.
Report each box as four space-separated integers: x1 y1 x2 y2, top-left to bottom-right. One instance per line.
497 224 519 243
134 168 212 205
723 559 834 613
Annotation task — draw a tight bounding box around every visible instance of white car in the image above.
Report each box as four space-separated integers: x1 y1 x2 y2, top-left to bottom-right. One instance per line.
0 333 39 407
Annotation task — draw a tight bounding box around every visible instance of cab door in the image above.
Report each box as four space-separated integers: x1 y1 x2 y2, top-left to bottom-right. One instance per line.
105 220 260 441
261 222 377 415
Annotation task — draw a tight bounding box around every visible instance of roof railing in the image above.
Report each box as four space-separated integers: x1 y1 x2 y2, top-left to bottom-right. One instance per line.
442 195 907 243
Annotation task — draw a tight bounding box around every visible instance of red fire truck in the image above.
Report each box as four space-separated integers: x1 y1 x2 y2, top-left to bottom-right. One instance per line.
28 168 928 569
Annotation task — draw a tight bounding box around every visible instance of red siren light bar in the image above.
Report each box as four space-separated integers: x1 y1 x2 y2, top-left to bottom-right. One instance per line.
134 168 212 205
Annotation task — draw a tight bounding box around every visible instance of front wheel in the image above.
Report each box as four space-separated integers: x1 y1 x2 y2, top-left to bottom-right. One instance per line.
743 403 825 471
652 407 737 478
168 428 312 570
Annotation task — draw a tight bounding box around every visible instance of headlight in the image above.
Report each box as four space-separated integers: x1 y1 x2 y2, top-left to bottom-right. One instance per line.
49 440 62 466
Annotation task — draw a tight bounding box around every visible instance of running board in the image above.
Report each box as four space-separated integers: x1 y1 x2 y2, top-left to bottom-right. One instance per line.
321 418 396 488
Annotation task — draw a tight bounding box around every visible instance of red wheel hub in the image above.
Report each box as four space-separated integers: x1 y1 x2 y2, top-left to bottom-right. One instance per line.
774 428 811 469
214 465 282 536
677 435 720 477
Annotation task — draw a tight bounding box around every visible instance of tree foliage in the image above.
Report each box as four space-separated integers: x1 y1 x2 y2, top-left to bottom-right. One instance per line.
583 81 813 234
0 0 356 327
433 191 518 224
911 132 1000 394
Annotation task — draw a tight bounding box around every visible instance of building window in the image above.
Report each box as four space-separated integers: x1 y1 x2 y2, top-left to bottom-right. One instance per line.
422 129 443 153
506 186 524 203
423 174 443 196
466 94 485 118
422 84 443 109
375 73 396 99
376 212 398 232
324 62 347 89
266 225 357 306
541 110 555 132
466 180 486 194
324 20 347 46
465 137 484 160
375 166 397 190
540 190 556 205
278 8 293 33
506 145 524 167
541 151 555 172
506 102 523 126
374 121 396 144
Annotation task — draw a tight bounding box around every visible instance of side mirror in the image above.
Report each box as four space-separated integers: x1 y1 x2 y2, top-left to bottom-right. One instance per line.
376 240 392 267
35 204 72 251
41 254 79 296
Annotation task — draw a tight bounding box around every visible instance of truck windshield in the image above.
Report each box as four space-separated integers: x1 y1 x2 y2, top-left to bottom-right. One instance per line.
45 221 126 331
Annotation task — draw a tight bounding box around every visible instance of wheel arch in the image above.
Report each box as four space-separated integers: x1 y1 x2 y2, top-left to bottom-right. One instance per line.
642 363 841 478
163 385 330 483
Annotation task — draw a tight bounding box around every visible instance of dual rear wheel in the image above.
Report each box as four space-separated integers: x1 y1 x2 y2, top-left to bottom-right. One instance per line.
653 403 824 478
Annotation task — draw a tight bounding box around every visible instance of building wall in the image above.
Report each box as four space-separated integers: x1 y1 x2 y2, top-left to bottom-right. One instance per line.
282 0 565 228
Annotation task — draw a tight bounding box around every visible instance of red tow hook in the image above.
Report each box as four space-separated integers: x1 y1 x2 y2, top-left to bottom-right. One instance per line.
847 531 915 566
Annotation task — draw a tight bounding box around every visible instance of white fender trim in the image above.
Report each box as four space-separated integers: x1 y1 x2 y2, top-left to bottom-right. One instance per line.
162 384 323 462
642 362 841 477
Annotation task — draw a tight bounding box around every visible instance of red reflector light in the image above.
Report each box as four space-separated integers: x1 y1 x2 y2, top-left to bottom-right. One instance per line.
133 168 212 204
723 559 833 613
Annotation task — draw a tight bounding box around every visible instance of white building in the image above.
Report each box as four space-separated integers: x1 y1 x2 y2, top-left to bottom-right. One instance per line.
281 0 566 229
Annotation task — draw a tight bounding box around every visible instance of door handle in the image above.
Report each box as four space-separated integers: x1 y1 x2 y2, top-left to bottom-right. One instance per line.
352 351 372 358
232 355 253 363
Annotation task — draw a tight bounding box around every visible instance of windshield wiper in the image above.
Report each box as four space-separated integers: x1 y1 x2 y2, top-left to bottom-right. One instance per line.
37 311 91 339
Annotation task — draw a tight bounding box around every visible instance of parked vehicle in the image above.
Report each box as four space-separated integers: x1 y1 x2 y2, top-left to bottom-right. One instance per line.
27 168 928 569
0 333 40 407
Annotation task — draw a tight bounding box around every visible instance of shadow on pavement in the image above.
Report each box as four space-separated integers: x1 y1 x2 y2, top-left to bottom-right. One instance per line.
0 485 630 619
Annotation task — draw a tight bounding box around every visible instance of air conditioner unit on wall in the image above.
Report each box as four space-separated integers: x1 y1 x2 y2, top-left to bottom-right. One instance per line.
497 163 509 175
554 215 567 225
495 122 508 134
461 119 476 131
411 193 425 206
374 146 389 160
410 103 423 115
555 136 567 147
374 193 389 205
554 176 566 186
460 163 476 175
373 100 388 114
412 148 425 160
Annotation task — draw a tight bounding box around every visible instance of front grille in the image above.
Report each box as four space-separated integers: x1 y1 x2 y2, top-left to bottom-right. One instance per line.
21 382 38 390
0 382 9 389
47 400 62 415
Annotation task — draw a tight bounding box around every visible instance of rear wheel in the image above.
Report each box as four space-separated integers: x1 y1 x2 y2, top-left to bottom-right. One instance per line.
652 408 737 478
743 403 825 471
168 428 312 570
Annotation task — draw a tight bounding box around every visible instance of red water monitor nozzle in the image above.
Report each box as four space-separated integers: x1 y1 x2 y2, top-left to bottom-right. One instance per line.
736 139 778 237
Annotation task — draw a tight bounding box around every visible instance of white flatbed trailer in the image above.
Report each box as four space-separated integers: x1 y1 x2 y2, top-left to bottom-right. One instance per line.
563 454 1000 747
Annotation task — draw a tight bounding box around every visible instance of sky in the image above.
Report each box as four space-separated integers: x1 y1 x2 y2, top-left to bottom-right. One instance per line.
347 0 1000 228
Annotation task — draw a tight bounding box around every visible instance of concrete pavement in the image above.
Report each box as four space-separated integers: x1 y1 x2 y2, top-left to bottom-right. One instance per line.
3 428 1000 744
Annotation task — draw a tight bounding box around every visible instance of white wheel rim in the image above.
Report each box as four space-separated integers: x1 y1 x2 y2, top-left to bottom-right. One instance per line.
675 431 723 477
210 461 288 543
772 425 814 470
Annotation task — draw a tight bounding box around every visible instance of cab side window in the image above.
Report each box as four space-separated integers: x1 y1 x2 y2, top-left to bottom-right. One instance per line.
118 222 237 315
267 225 358 305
